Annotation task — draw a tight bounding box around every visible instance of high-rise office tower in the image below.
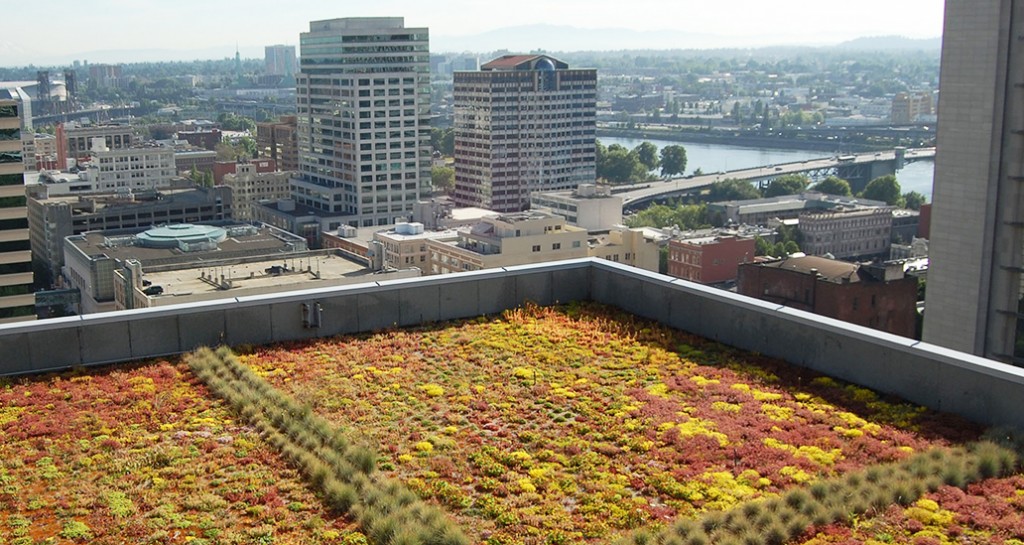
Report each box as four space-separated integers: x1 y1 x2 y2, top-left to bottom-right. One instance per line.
923 0 1024 362
0 86 34 323
293 17 431 228
265 45 297 77
452 55 597 213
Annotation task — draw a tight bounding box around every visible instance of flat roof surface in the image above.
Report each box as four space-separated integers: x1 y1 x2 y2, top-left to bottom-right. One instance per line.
141 253 370 298
70 226 295 263
31 186 216 211
376 228 460 242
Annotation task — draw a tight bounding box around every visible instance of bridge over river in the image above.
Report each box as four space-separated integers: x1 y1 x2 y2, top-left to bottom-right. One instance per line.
616 147 935 210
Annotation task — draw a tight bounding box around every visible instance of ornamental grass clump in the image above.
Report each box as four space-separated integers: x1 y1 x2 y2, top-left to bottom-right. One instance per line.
620 442 1019 545
186 347 468 545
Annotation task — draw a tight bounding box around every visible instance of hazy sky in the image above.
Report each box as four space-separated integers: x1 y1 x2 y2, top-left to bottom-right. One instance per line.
1 0 945 66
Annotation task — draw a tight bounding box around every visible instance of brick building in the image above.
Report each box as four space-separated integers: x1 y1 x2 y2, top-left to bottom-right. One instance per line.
177 128 222 151
213 158 276 184
668 236 755 284
737 255 917 338
256 115 297 172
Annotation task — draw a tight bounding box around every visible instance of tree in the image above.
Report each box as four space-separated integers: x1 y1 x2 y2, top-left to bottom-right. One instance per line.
634 142 660 172
709 178 761 202
861 175 904 206
812 176 853 196
188 165 202 185
764 174 810 197
754 236 771 256
625 203 707 229
431 165 455 194
599 145 647 183
659 145 688 177
903 191 927 210
216 112 256 133
238 136 257 159
431 127 454 156
783 240 800 255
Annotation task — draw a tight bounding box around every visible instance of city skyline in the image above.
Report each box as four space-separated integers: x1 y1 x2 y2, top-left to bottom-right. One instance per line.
1 0 945 66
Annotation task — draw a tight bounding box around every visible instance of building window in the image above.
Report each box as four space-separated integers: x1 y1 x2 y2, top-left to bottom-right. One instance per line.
552 243 561 250
572 241 581 248
532 245 541 252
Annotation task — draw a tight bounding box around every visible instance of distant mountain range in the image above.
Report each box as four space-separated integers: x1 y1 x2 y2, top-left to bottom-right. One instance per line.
5 27 941 67
834 36 942 51
431 25 942 54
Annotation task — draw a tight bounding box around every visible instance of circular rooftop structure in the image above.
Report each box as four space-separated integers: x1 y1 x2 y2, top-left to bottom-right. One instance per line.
136 224 228 249
535 57 556 71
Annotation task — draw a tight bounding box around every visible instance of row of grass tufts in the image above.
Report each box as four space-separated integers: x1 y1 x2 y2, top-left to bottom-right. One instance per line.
618 441 1019 545
187 346 469 545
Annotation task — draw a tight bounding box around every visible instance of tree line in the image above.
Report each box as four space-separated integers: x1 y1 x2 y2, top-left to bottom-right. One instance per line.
707 173 926 210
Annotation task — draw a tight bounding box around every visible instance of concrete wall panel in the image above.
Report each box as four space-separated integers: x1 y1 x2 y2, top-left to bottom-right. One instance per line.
316 293 361 336
513 271 553 307
399 284 441 327
28 323 82 372
357 289 401 332
79 320 132 365
439 279 479 321
267 299 323 342
128 315 182 358
551 265 590 304
0 331 30 375
477 276 516 316
178 309 227 351
225 304 275 347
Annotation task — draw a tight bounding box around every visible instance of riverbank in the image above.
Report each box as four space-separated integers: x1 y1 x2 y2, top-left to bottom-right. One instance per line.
598 127 888 153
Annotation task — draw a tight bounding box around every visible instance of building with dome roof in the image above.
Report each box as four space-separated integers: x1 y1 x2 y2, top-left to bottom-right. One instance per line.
452 54 597 213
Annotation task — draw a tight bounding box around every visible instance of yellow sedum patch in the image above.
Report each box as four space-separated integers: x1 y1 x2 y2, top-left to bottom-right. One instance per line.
418 383 444 397
779 465 812 483
666 418 730 446
760 403 795 421
763 437 842 465
711 401 742 413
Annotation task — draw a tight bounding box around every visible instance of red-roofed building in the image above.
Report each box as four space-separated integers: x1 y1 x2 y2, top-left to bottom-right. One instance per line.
453 54 596 213
480 55 569 71
737 255 918 337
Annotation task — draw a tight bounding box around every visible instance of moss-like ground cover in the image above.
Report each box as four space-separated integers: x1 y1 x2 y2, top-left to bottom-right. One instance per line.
0 361 360 544
2 303 1018 545
237 303 986 544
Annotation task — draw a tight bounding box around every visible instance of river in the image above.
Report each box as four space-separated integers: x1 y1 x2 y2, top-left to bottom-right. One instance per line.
600 136 935 201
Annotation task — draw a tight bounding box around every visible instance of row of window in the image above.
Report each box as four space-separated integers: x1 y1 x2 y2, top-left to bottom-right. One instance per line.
0 173 22 186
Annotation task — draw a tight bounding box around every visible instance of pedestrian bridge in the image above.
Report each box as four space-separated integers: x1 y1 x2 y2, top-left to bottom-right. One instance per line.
618 147 935 209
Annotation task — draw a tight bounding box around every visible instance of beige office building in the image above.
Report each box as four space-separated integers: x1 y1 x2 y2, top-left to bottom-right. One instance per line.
0 87 34 323
427 211 589 274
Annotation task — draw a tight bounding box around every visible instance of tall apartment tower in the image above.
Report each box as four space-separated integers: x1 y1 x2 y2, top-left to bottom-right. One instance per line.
452 55 597 213
0 87 35 323
923 0 1024 362
293 17 431 228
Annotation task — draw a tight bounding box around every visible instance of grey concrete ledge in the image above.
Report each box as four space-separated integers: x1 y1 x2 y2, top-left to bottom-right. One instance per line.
2 257 1023 430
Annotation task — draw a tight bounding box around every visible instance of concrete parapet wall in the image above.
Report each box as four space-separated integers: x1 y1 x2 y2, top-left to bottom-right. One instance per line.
2 258 1023 430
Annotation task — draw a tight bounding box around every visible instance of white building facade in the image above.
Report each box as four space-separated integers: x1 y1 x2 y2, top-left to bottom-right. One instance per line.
292 17 431 229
